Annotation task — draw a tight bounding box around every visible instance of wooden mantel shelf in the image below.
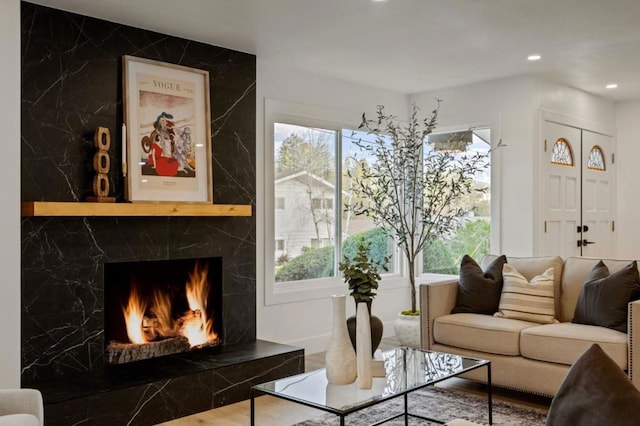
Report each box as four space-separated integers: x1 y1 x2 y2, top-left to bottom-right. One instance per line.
21 201 252 217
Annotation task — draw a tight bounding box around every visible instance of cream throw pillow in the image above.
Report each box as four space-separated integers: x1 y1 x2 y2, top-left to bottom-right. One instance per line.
494 264 557 324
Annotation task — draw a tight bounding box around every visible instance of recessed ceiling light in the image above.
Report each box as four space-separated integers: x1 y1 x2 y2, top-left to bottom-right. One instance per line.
606 83 618 89
527 54 541 61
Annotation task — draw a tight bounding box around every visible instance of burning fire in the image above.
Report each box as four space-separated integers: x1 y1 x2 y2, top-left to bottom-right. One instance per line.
183 261 213 346
122 261 218 348
123 283 149 344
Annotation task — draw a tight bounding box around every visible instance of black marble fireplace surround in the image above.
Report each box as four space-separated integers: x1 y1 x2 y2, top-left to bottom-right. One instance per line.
21 3 303 425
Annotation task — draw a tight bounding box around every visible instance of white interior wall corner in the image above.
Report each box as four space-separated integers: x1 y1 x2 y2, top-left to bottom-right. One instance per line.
0 0 22 388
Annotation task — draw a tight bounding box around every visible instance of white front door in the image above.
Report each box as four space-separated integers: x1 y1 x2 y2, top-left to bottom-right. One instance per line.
581 130 614 257
541 122 582 258
540 121 615 258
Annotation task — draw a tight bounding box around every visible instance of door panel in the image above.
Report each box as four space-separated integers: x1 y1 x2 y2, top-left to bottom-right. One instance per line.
541 122 581 258
540 121 615 258
581 130 614 257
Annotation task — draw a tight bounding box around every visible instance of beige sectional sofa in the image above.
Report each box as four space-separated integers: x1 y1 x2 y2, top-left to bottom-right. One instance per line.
419 255 640 396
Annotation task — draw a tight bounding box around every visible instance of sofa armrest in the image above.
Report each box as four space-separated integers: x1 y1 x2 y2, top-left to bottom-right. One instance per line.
629 300 640 390
419 280 458 350
0 389 43 426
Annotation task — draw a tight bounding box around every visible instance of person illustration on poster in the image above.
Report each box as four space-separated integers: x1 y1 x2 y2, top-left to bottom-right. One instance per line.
141 112 195 178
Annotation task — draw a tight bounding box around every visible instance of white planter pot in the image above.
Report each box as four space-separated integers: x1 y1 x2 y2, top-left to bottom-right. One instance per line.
393 313 421 348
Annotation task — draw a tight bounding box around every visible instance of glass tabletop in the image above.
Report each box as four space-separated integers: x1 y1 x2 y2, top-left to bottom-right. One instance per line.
253 347 489 414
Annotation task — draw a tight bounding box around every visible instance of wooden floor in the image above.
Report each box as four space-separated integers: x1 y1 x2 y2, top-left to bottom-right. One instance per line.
157 338 551 426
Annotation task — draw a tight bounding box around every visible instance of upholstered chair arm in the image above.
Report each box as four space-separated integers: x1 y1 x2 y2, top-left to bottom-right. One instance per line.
419 279 459 350
629 300 640 390
0 389 43 426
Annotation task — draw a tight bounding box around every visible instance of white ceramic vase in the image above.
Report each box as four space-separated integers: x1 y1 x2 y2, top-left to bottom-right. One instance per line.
325 295 357 385
356 302 373 389
393 312 421 348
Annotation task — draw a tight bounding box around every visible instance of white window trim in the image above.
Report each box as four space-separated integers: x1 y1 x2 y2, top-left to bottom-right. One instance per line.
262 99 406 306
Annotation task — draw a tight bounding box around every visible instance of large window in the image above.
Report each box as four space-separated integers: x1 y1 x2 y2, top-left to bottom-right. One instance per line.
423 129 492 274
274 123 337 282
273 123 394 284
267 106 494 296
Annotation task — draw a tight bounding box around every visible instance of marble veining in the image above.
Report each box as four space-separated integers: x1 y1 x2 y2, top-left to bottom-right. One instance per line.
20 5 266 423
40 342 303 426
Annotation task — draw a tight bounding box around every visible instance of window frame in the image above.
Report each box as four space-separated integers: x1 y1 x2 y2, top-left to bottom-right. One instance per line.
263 99 405 306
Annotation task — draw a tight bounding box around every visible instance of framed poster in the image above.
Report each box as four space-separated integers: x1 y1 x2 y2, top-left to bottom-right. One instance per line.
123 55 213 203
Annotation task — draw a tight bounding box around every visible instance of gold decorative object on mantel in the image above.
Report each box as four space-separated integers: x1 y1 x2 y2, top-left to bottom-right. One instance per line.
86 126 116 203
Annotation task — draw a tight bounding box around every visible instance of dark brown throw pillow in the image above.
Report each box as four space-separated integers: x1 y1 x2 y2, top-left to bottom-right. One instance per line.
546 344 640 426
572 260 640 333
451 254 507 315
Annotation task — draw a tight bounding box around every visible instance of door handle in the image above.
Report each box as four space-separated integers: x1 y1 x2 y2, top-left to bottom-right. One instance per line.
582 239 595 246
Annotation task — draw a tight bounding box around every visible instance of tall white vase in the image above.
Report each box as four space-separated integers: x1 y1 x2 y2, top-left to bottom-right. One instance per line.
356 302 373 389
325 295 357 385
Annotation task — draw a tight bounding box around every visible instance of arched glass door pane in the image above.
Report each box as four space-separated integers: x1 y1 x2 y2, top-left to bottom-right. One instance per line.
551 138 574 166
587 145 606 171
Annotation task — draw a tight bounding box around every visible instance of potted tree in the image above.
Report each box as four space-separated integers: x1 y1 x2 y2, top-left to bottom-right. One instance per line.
346 101 496 347
338 240 388 355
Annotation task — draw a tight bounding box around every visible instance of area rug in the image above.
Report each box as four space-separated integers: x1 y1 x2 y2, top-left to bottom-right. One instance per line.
291 386 548 426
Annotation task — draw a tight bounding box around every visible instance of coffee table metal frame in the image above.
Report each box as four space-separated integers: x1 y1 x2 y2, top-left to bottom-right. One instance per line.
250 348 492 426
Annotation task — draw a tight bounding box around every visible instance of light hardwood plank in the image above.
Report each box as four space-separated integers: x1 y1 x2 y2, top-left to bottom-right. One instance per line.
21 201 252 217
156 396 322 426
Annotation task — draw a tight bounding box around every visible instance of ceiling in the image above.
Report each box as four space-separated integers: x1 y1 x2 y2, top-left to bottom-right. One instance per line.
30 0 640 101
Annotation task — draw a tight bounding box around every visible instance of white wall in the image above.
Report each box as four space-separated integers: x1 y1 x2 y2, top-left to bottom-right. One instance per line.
615 101 640 259
256 61 409 354
535 80 616 131
0 0 22 388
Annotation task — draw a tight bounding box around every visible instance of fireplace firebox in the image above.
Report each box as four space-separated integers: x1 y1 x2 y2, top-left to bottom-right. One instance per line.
104 257 223 365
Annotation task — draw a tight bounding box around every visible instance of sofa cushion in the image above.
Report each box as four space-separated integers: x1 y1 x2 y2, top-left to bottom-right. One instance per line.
545 344 640 426
434 313 538 356
560 257 640 322
520 322 627 369
572 260 640 333
495 264 556 324
482 255 563 317
452 255 507 315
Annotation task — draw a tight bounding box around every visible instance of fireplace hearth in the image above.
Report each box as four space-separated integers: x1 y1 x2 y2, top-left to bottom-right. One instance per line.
20 3 304 425
105 257 223 364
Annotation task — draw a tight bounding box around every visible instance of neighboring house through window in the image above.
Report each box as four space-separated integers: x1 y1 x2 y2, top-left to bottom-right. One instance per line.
272 121 395 286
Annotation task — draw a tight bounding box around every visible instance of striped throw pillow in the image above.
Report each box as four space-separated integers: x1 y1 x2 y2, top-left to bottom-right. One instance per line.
494 264 557 324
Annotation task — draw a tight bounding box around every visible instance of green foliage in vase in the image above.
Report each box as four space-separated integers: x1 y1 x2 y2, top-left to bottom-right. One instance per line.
339 240 389 304
346 101 500 313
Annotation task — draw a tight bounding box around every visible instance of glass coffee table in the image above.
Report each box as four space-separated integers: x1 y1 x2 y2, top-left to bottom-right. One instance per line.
251 347 492 425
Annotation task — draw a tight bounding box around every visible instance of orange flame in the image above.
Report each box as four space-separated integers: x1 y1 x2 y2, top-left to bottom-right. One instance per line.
150 288 179 338
182 261 217 346
121 261 218 348
123 283 149 344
